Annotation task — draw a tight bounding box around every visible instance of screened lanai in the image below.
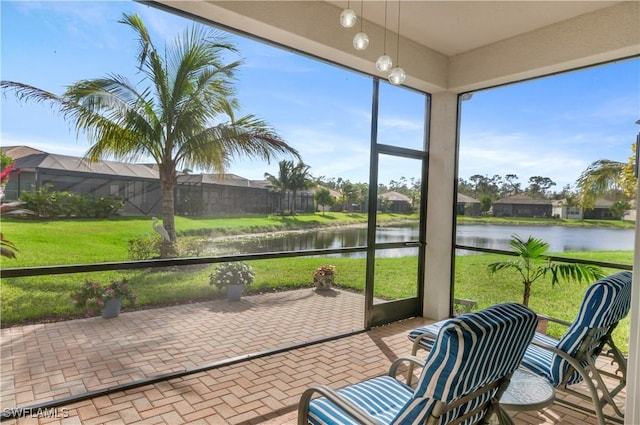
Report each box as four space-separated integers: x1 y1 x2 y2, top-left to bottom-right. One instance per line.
147 1 640 422
1 1 639 424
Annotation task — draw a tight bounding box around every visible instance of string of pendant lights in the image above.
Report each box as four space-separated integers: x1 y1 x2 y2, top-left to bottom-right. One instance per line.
339 0 406 85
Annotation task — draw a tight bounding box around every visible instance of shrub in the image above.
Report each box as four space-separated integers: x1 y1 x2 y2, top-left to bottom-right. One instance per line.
209 262 255 290
20 185 123 218
71 279 137 317
127 234 162 260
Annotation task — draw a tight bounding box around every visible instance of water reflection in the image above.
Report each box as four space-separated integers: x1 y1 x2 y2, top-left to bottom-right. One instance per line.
207 223 635 258
455 224 635 253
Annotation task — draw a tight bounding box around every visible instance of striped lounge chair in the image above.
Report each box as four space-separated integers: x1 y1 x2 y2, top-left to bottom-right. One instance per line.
298 303 538 425
519 270 632 425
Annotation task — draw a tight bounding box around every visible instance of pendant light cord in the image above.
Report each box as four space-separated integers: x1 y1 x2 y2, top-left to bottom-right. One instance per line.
383 0 388 53
395 0 401 65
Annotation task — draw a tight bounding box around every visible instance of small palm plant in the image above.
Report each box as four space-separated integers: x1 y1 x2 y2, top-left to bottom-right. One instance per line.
488 234 605 307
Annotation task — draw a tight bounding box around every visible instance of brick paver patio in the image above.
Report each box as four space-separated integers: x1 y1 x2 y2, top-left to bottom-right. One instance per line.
1 288 626 424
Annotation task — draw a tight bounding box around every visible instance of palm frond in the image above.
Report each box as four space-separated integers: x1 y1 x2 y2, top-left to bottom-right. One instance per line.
576 159 625 206
487 260 523 274
509 234 549 259
0 232 18 259
549 263 606 285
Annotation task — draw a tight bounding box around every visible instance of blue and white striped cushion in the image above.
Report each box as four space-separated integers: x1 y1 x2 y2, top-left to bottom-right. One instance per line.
407 320 448 351
308 303 537 425
521 271 632 386
396 303 537 425
307 375 414 425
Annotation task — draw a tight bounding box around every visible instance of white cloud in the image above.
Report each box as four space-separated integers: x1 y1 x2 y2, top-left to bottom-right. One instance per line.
1 134 87 157
458 130 619 189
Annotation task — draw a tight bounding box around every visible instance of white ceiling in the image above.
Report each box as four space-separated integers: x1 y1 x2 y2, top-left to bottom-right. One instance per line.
154 1 639 93
325 1 622 56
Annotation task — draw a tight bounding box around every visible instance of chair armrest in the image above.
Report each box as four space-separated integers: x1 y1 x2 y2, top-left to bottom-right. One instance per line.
389 355 425 386
529 339 589 380
297 385 379 425
537 313 572 327
411 330 438 356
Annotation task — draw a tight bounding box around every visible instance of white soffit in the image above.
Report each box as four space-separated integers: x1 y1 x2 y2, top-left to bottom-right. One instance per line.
153 1 639 93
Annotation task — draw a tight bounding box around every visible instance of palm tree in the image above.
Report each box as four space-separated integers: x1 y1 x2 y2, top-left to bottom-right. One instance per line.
264 160 293 215
576 145 636 210
288 162 314 215
488 235 604 307
1 14 299 256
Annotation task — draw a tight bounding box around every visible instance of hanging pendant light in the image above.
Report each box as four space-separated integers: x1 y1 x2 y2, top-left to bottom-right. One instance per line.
353 0 369 50
376 0 393 72
388 66 406 85
340 0 357 28
353 32 370 50
388 0 406 85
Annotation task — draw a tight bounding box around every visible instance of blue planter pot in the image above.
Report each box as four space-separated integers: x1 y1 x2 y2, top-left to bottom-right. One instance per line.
226 284 244 302
101 297 122 318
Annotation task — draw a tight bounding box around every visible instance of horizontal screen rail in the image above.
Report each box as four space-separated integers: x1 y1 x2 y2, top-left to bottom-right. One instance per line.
455 244 632 271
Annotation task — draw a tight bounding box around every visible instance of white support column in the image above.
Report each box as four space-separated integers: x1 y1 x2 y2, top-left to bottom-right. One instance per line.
422 91 459 320
625 184 640 425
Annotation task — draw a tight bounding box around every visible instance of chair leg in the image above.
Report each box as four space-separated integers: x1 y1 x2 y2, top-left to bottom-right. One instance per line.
555 356 625 425
479 400 514 425
585 361 625 419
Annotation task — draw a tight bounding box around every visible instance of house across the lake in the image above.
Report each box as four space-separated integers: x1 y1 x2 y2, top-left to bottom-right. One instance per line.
378 191 413 213
457 193 481 216
551 199 583 219
492 194 552 218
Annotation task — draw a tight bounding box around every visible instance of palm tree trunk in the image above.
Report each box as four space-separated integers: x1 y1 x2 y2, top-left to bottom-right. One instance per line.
522 282 531 307
279 192 285 216
291 190 297 215
159 166 177 258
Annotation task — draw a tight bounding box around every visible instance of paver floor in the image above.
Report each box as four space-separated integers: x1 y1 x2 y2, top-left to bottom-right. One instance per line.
1 288 627 424
1 288 368 408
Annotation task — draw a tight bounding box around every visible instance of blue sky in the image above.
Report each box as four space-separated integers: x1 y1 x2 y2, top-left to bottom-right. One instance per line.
1 1 639 191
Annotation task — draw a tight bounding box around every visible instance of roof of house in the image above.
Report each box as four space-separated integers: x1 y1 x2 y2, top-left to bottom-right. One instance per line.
6 147 159 179
493 194 550 205
178 173 271 189
594 198 615 208
311 186 341 198
380 191 411 202
457 193 480 204
552 198 616 208
1 145 47 159
3 145 270 188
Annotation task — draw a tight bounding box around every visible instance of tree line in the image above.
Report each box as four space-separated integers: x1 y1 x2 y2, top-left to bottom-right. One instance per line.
262 160 422 215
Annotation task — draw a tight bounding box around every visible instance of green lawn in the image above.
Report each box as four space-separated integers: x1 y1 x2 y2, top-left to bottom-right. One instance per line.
0 213 633 352
457 215 635 229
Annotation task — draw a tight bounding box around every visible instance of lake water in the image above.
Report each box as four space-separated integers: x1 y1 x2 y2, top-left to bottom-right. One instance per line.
456 224 635 252
208 223 635 257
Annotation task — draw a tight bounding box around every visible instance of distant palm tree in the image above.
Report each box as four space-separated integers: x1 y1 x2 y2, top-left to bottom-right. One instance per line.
1 13 300 257
265 160 294 215
288 162 314 215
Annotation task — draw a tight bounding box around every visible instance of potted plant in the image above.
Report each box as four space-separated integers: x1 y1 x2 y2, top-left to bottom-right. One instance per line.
71 278 137 318
210 261 255 301
488 234 604 332
313 264 336 291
